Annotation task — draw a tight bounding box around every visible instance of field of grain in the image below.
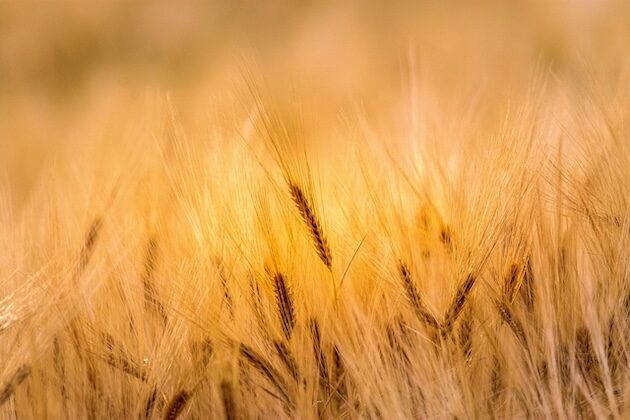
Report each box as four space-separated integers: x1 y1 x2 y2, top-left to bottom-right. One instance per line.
1 1 630 418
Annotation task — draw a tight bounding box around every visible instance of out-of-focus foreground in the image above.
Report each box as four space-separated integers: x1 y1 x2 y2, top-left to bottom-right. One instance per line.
1 1 630 418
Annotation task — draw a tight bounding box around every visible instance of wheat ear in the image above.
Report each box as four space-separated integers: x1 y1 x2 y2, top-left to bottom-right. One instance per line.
272 272 295 340
398 262 439 329
495 300 527 346
442 274 477 334
163 389 190 420
288 182 333 270
142 237 168 324
77 217 102 278
274 340 299 381
309 318 329 387
239 344 292 408
0 365 31 406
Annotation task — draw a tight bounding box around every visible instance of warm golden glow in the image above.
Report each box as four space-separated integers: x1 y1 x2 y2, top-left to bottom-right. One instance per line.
1 1 629 418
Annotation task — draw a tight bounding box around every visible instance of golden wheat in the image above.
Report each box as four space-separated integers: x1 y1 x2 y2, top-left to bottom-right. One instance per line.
2 1 630 418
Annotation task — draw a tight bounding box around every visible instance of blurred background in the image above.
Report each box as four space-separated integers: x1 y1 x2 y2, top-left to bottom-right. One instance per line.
1 0 629 209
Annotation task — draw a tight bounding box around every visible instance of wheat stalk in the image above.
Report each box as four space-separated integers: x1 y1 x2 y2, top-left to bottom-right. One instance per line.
221 381 237 420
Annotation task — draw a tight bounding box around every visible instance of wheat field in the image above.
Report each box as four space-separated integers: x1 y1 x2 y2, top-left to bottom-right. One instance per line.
1 1 630 419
